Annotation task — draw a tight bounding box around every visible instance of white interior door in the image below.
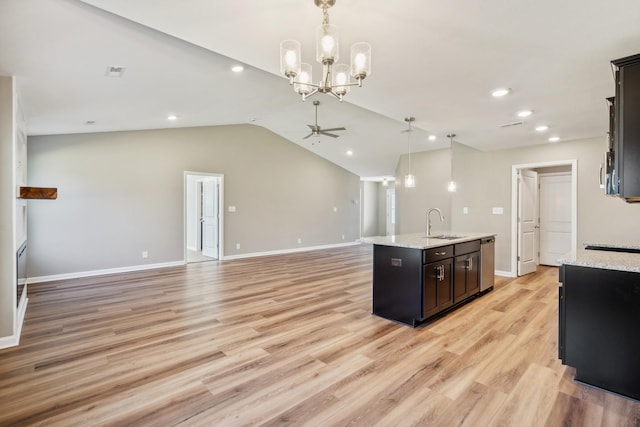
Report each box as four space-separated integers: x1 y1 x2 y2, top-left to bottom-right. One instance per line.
386 189 395 236
539 173 572 266
201 179 219 258
518 169 538 276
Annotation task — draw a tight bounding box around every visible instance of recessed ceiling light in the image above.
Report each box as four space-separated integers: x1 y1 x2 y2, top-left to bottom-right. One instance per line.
428 135 436 141
535 125 549 132
548 136 560 142
231 65 244 73
491 88 510 97
167 115 177 121
517 110 533 118
346 150 354 156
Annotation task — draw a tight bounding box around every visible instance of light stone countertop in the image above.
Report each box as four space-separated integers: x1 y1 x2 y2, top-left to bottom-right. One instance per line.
558 246 640 273
359 232 496 250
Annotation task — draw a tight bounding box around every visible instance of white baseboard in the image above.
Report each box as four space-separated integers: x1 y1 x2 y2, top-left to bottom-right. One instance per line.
495 270 516 278
28 261 186 284
222 241 361 260
0 296 27 350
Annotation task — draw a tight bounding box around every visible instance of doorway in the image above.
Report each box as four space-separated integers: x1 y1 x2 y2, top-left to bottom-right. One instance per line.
386 189 396 236
184 172 223 263
511 160 577 276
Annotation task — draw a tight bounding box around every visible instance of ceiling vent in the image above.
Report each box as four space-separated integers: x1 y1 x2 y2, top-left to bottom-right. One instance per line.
105 66 126 78
499 121 524 128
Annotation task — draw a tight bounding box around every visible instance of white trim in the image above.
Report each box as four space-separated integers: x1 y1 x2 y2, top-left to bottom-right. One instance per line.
0 333 19 350
495 270 516 278
510 159 577 277
0 291 26 349
27 261 185 284
222 242 361 260
183 171 224 262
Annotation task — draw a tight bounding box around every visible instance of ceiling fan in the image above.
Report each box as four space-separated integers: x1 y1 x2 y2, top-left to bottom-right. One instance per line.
303 100 346 140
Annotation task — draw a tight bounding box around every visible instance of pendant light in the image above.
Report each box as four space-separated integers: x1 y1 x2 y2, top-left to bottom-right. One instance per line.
447 133 457 192
403 117 416 188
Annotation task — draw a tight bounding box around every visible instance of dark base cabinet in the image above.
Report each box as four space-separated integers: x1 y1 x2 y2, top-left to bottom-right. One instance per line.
372 240 481 327
559 264 640 401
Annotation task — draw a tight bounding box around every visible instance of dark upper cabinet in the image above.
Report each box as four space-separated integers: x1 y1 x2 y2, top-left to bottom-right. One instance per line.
612 53 640 202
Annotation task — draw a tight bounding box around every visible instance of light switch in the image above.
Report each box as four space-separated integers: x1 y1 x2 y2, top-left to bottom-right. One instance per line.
463 207 469 214
492 207 504 214
228 206 236 212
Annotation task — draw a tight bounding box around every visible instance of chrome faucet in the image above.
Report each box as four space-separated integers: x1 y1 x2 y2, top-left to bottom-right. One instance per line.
426 208 445 237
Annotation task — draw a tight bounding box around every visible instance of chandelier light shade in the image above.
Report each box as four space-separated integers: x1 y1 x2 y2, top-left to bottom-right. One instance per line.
280 0 371 101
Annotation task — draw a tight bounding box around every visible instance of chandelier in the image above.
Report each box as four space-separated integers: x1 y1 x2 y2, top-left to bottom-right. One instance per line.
279 0 371 101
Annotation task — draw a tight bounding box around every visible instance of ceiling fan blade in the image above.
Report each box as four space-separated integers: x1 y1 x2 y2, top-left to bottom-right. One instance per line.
303 132 314 139
320 127 346 132
320 131 340 138
307 124 316 130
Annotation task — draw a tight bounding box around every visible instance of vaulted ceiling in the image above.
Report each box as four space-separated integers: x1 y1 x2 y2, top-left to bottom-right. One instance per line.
1 0 639 178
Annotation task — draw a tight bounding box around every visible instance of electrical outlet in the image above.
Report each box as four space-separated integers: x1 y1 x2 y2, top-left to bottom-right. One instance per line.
297 238 302 244
463 207 469 214
236 243 240 250
341 234 345 240
142 251 148 259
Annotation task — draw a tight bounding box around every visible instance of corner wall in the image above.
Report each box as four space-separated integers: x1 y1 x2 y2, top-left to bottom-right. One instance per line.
451 137 640 272
27 125 361 278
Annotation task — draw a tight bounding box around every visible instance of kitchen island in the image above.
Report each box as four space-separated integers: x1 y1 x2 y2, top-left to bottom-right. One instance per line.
360 232 496 327
558 245 640 401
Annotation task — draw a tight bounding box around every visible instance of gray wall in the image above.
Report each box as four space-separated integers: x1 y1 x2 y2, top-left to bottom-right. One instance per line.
27 124 360 278
377 183 389 235
395 148 453 235
0 76 15 337
360 181 379 237
450 137 640 272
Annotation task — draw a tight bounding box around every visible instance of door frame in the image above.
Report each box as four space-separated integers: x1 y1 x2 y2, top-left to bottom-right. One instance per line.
184 171 224 262
510 160 577 276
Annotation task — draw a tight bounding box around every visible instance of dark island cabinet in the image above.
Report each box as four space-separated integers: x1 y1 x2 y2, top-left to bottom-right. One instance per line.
372 240 481 327
424 258 453 318
453 241 481 303
558 264 640 401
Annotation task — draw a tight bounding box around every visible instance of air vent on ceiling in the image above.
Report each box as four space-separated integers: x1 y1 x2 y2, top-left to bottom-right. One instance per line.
499 121 524 128
105 66 126 78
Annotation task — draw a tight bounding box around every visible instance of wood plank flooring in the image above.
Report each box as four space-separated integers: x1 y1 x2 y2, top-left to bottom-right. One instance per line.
1 244 639 426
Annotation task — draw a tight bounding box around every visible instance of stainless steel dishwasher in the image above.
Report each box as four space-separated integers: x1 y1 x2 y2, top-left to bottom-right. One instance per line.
480 236 495 292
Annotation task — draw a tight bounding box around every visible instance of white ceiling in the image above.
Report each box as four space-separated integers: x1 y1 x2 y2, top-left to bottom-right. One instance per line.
1 0 639 178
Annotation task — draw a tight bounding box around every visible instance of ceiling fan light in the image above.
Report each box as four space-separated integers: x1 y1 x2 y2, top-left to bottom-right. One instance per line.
294 63 313 95
280 40 301 79
316 24 339 64
350 42 371 80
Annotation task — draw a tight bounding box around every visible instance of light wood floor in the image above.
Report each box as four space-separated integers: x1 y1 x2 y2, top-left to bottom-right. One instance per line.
1 244 639 426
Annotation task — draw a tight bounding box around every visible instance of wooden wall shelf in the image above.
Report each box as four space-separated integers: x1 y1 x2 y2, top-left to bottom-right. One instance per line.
19 186 57 200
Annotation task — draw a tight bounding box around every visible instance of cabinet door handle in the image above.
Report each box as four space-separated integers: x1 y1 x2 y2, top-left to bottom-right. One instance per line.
599 162 604 189
440 265 445 281
436 251 447 256
467 257 473 270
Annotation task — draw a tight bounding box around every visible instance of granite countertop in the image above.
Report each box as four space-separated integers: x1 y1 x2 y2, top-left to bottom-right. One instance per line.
359 232 496 250
558 244 640 273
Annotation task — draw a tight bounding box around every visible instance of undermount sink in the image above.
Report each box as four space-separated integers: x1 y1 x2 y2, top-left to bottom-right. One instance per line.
426 235 466 240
